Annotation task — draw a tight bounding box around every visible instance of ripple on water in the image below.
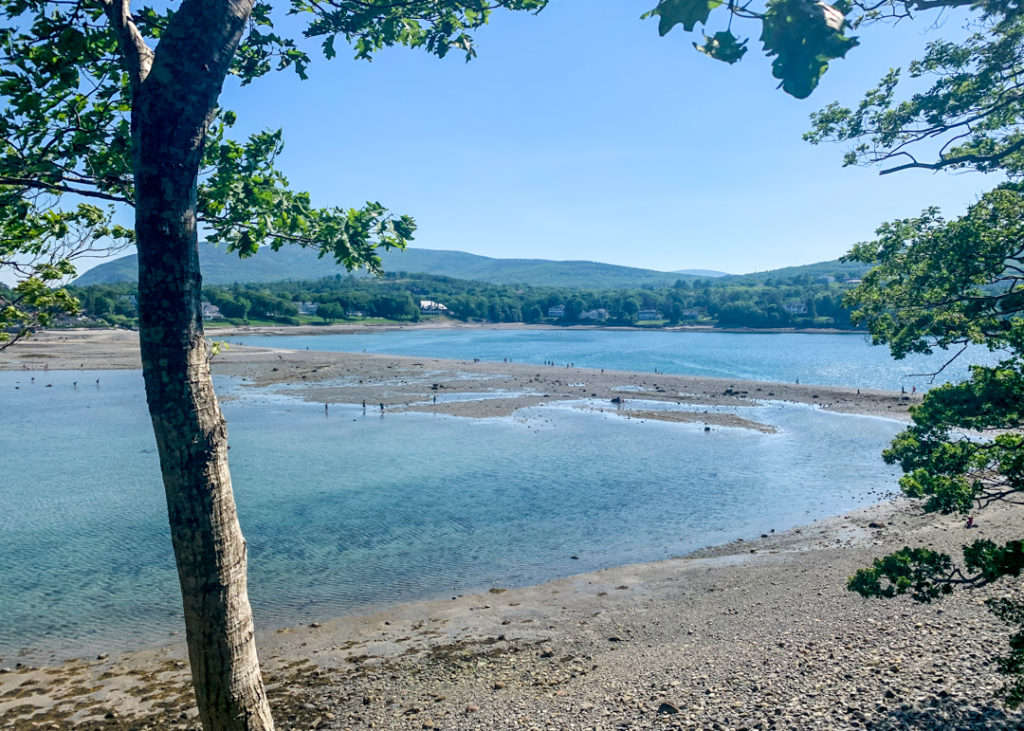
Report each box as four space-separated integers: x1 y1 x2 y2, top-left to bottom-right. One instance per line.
0 369 902 661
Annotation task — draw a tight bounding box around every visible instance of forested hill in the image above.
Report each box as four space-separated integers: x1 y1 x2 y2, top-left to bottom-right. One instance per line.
74 244 704 289
721 259 871 284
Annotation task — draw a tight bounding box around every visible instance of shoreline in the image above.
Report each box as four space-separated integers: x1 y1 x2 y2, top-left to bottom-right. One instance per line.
4 497 1023 729
0 328 921 429
206 320 868 337
8 328 1017 729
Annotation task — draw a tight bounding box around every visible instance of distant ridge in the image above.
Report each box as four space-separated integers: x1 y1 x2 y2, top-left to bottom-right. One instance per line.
672 269 729 278
721 259 870 284
74 245 701 289
73 245 865 289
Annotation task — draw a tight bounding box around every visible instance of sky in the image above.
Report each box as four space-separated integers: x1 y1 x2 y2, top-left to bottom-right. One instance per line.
77 1 1001 277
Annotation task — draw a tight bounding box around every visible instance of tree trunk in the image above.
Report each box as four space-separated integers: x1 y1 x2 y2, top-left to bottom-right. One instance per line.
131 2 273 729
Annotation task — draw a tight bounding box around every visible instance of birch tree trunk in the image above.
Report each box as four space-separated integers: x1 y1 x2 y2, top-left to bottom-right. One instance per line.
123 1 274 728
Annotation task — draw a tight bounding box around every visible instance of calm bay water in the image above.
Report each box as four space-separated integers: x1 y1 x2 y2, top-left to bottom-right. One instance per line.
235 329 998 391
0 331 919 661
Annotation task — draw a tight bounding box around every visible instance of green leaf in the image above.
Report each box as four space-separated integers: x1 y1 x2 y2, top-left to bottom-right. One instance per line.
760 0 858 99
643 0 722 36
694 30 748 64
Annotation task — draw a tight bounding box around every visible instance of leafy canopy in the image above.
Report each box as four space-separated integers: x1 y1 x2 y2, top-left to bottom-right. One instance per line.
0 0 546 343
642 0 859 98
829 3 1024 701
807 1 1024 174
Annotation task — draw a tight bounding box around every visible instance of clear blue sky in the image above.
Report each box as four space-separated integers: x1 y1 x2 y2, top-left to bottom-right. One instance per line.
103 1 999 276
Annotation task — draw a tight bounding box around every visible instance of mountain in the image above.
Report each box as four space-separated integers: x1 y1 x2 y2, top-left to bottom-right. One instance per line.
720 259 870 284
74 245 700 289
73 245 870 290
672 268 729 277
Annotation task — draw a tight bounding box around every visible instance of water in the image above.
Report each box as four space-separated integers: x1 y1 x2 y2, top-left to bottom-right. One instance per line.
234 329 999 391
1 366 903 662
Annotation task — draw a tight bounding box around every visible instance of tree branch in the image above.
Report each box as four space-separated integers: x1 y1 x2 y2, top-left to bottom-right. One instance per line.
0 176 129 203
100 0 155 93
881 137 1024 175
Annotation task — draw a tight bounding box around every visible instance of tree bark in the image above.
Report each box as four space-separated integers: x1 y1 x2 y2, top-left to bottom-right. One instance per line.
130 2 274 728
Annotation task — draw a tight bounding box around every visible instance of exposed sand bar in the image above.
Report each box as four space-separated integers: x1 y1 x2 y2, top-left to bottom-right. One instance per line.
7 328 1020 730
0 327 921 431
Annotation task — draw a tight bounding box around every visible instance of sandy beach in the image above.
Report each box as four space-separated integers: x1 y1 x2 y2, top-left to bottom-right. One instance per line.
3 327 1021 730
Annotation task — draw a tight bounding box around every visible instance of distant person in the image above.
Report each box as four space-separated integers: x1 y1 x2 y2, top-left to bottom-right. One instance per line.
379 402 384 412
966 516 974 529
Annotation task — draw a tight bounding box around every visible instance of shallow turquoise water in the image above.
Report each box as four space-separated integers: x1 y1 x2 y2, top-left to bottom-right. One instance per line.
1 366 903 662
234 329 997 391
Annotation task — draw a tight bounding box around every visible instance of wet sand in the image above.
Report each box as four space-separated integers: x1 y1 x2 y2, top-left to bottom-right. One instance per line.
0 328 921 431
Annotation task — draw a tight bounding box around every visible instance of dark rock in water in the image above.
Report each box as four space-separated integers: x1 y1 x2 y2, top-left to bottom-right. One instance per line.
610 396 623 404
657 701 681 715
868 522 883 529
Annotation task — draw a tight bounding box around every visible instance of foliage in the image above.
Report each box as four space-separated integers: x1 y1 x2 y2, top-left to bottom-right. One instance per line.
69 267 863 330
842 155 1024 706
0 200 132 347
806 2 1024 174
848 546 956 602
643 0 859 98
1 1 550 342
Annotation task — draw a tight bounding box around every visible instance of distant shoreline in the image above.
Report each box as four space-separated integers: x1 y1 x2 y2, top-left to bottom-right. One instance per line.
0 328 917 425
205 319 867 338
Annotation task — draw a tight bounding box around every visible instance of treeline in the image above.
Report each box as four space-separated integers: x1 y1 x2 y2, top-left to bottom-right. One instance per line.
66 268 860 330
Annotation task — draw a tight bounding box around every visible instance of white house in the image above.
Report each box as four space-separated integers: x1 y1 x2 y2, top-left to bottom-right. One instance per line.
548 304 565 319
419 300 449 314
200 302 223 320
